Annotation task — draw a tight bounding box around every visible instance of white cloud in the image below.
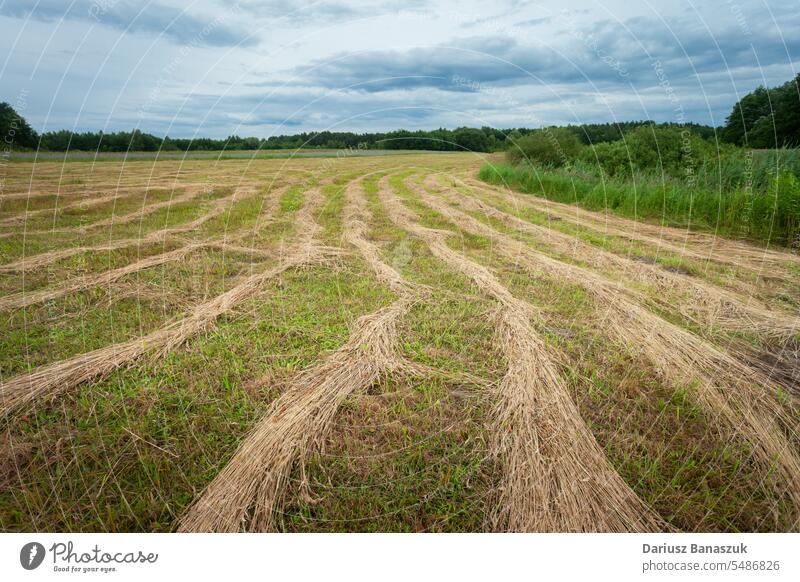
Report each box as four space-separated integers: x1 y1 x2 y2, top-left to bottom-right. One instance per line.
0 0 797 136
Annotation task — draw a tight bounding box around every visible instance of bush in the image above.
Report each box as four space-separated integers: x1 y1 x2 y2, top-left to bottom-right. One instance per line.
579 140 632 178
578 126 716 179
506 128 583 167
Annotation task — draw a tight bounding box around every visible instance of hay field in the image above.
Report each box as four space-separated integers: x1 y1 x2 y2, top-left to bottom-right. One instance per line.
1 152 798 532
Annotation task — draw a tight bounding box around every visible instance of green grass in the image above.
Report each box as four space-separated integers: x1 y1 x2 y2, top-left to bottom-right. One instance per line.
436 176 745 283
280 171 498 531
0 165 498 533
1 155 795 533
479 161 800 246
428 180 779 352
0 263 395 531
393 172 794 531
0 187 234 264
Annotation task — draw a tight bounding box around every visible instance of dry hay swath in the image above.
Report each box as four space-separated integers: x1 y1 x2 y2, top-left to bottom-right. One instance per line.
741 343 800 394
0 190 129 226
451 176 800 383
0 184 294 311
423 176 800 353
0 187 338 419
179 298 412 532
342 179 419 295
460 174 800 281
179 178 418 532
0 177 260 202
407 176 800 512
0 183 210 239
71 183 213 231
94 280 191 311
0 181 216 202
460 172 800 270
0 243 203 312
377 175 665 532
0 185 269 274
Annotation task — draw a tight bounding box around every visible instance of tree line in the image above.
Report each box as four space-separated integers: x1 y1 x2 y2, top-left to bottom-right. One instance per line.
0 118 719 154
1 73 798 153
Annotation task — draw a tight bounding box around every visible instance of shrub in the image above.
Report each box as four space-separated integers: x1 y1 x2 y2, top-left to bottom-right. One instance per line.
506 128 583 167
579 126 715 179
578 140 631 178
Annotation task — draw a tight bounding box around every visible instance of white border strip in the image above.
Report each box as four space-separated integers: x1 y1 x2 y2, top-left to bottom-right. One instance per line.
1 533 798 581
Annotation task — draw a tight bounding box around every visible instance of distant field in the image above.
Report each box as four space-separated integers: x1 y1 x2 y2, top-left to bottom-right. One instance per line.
0 153 798 532
8 149 455 161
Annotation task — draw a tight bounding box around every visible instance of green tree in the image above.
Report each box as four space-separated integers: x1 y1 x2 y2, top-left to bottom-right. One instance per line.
0 102 38 149
453 127 490 152
722 75 800 147
773 75 800 147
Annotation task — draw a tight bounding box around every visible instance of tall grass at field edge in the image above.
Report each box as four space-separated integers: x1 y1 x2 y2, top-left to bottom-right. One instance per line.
478 162 800 247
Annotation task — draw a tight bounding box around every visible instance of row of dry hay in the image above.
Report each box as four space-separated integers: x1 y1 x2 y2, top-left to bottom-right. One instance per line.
1 156 798 531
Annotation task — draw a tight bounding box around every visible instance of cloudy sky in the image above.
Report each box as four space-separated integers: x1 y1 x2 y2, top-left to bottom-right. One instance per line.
1 0 798 138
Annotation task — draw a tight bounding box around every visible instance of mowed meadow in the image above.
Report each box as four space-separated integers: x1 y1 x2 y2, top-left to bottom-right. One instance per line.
0 151 799 532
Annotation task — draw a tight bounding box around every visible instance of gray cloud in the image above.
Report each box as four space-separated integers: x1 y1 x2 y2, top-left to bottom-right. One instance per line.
256 2 799 132
287 6 799 95
3 0 798 137
0 0 257 47
239 0 363 21
237 0 427 27
286 39 553 93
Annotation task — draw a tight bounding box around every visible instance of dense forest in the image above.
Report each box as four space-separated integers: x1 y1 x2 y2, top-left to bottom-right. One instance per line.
1 74 798 153
721 74 800 147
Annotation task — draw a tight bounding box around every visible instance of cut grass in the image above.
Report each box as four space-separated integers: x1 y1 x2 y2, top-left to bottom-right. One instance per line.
380 174 666 531
0 186 236 264
0 153 797 532
0 263 394 531
279 174 498 531
398 172 794 531
478 162 800 246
